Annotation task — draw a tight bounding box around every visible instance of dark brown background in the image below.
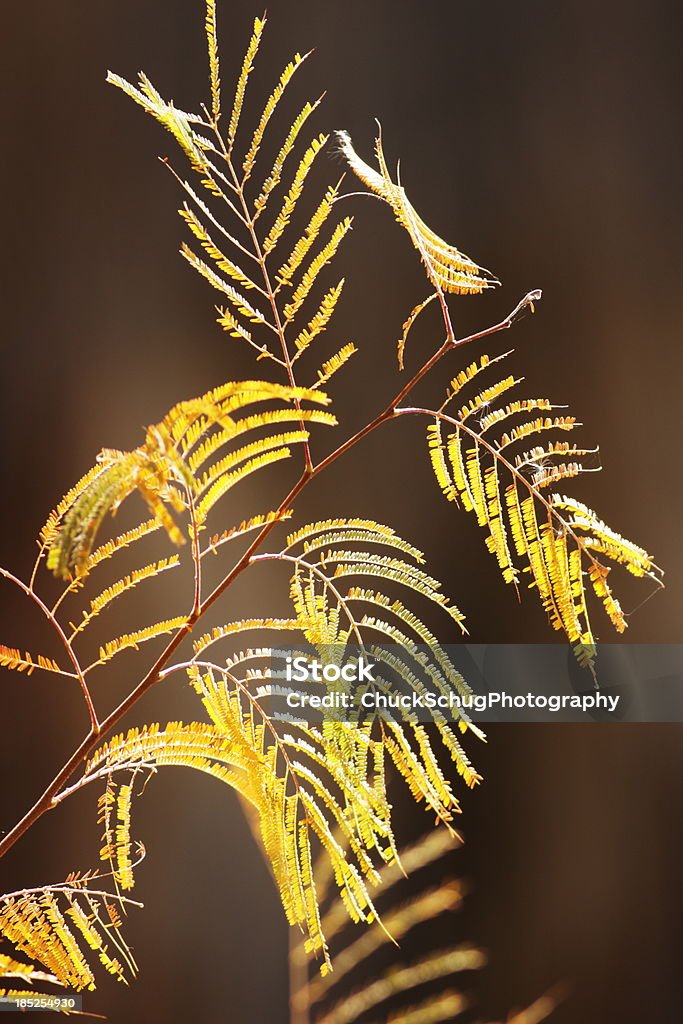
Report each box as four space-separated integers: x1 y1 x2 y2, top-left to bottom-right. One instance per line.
0 1 681 1021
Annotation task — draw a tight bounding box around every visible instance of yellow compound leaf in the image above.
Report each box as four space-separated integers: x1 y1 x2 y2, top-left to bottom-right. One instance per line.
97 617 189 666
263 134 329 253
228 16 265 145
293 280 345 355
337 129 499 295
205 0 220 120
284 220 353 322
426 361 661 657
243 52 309 178
276 184 339 286
0 645 62 677
314 343 358 388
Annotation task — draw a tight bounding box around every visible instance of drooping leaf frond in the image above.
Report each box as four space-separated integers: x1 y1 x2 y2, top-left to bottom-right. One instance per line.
44 380 334 581
279 523 481 800
82 715 385 972
0 874 141 995
70 514 480 970
24 382 292 675
239 527 478 944
45 443 187 582
97 776 141 893
425 351 662 659
0 954 58 986
39 464 112 552
336 130 498 295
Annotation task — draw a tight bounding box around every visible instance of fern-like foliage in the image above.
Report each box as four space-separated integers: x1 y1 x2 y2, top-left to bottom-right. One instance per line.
0 954 64 1012
1 15 483 991
0 645 61 676
290 828 555 1024
423 352 662 660
2 379 333 692
338 135 662 660
336 130 498 296
42 379 333 584
0 3 662 1015
0 871 140 996
107 13 355 392
66 518 480 971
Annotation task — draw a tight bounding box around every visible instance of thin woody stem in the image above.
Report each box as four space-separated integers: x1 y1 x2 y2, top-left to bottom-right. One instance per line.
0 567 99 734
212 119 314 472
250 552 366 646
0 291 536 862
0 884 143 909
187 488 202 616
311 290 540 478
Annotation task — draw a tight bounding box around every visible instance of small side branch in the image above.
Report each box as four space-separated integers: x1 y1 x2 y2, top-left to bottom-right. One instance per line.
451 289 542 350
0 567 99 734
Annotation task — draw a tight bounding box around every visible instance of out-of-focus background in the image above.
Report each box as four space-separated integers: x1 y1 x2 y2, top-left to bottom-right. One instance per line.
1 1 681 1021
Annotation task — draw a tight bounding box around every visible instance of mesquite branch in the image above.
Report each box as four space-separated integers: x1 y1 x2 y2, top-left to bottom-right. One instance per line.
0 290 538 862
